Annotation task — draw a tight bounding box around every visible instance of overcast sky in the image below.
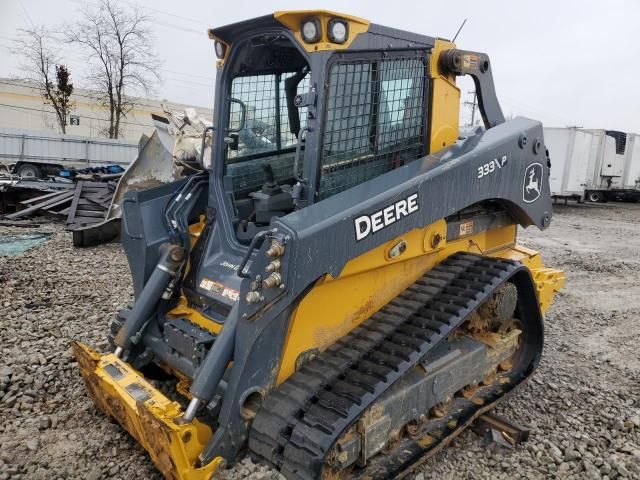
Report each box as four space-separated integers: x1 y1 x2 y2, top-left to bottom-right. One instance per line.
1 0 639 132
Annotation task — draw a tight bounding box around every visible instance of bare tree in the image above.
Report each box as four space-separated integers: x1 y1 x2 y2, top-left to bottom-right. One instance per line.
68 0 160 139
13 26 75 134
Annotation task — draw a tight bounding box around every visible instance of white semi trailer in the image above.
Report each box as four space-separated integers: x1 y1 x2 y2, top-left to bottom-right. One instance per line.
544 127 640 202
0 127 138 178
545 127 594 200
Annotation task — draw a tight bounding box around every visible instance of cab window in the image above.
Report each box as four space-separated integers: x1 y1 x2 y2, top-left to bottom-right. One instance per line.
319 53 428 200
226 72 310 197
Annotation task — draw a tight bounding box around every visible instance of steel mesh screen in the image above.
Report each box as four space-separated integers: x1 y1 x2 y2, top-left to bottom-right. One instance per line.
226 72 309 195
320 55 427 199
228 75 277 159
228 73 309 159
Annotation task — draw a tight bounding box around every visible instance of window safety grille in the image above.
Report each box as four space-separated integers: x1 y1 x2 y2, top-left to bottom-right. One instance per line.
320 54 428 199
228 75 277 159
226 72 309 196
228 73 309 160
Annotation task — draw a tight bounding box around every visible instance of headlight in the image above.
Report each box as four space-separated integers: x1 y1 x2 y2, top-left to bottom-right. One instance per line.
300 17 321 43
328 18 349 44
214 41 227 59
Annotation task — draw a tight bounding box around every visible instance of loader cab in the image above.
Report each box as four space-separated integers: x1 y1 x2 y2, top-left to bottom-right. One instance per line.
208 12 440 244
211 27 311 243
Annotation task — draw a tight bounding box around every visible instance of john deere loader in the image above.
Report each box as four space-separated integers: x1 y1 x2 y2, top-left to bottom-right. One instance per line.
74 10 564 479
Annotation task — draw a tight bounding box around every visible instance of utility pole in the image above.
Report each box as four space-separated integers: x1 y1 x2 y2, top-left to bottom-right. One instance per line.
463 90 478 127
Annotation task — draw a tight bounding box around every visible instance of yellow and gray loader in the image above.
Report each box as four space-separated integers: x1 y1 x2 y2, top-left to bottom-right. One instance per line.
74 10 565 480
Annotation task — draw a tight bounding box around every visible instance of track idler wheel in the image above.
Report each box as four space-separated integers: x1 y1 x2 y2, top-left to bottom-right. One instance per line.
481 282 518 332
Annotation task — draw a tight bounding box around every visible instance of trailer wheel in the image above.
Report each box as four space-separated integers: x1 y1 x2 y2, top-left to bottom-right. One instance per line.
587 191 605 203
16 163 43 178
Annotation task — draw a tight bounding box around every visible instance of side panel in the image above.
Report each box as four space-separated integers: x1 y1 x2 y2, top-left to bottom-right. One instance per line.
545 128 593 197
275 221 517 383
0 127 138 167
274 117 552 298
586 130 605 189
545 128 571 195
121 179 188 297
567 130 595 193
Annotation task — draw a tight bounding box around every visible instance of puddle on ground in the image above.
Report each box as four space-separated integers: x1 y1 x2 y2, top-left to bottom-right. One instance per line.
0 233 50 256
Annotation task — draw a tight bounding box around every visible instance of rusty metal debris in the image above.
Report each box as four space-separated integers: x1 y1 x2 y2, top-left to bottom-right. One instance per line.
472 412 531 450
3 179 118 228
1 171 124 246
65 180 117 231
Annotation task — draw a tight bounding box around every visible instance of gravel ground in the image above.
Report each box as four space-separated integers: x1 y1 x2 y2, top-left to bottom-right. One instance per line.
0 202 639 480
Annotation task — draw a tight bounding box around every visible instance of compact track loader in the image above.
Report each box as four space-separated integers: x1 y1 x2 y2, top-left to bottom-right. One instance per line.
74 10 564 479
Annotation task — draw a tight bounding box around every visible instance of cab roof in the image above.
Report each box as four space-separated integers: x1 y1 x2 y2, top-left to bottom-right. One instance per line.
208 10 435 50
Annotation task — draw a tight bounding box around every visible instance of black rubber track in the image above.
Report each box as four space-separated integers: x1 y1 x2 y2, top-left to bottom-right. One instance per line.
249 253 535 480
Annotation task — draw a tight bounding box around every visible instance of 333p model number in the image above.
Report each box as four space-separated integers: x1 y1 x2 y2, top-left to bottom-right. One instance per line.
477 155 508 178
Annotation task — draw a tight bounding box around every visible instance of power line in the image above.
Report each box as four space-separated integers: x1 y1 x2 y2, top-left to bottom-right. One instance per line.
2 36 216 82
1 36 217 95
463 90 478 127
0 78 212 109
61 51 215 82
162 76 214 89
0 101 158 128
500 95 573 126
0 79 212 111
69 0 209 36
153 20 205 36
111 0 211 27
157 68 215 82
4 0 217 104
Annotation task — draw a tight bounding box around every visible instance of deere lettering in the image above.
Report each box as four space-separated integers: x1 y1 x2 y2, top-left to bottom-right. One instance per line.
354 193 419 241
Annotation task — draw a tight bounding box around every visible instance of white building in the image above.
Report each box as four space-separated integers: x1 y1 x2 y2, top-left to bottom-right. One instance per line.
0 78 212 141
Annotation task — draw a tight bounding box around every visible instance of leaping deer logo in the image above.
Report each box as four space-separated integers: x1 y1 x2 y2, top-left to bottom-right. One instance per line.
525 168 540 196
523 163 543 203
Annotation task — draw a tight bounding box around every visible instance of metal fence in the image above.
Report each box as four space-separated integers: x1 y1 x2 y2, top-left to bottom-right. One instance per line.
0 127 138 168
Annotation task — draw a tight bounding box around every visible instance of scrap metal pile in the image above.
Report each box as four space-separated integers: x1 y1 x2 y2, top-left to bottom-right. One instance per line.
1 173 121 245
3 177 119 225
0 107 211 246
